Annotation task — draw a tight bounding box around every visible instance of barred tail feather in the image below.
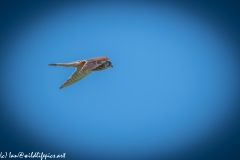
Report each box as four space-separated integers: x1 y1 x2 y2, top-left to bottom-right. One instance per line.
47 62 76 67
48 63 58 66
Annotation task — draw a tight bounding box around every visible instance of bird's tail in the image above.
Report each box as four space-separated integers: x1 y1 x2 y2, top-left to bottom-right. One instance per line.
47 62 77 67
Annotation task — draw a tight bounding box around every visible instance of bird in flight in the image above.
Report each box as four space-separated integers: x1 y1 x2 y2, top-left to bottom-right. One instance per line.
48 56 113 89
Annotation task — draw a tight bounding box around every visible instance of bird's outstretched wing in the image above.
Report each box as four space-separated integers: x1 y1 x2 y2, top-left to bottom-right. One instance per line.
59 67 92 89
81 56 109 72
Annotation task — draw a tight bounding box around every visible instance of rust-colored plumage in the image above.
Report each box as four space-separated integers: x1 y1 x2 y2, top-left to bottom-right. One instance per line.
48 56 113 89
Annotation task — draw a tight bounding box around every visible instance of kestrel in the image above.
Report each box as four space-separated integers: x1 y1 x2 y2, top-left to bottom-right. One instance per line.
48 56 113 89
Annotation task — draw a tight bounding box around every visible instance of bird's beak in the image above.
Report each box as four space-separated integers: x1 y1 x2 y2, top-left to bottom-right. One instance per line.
111 66 113 68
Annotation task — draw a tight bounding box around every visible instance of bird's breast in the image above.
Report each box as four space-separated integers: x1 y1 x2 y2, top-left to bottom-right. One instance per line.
92 65 107 71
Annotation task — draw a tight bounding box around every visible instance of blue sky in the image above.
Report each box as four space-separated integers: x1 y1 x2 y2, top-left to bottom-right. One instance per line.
1 2 240 159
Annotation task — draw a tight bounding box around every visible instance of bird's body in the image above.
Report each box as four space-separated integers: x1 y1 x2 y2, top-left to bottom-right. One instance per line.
48 56 113 89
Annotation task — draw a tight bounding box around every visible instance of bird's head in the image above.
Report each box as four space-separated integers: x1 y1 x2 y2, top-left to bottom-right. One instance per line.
106 61 113 68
